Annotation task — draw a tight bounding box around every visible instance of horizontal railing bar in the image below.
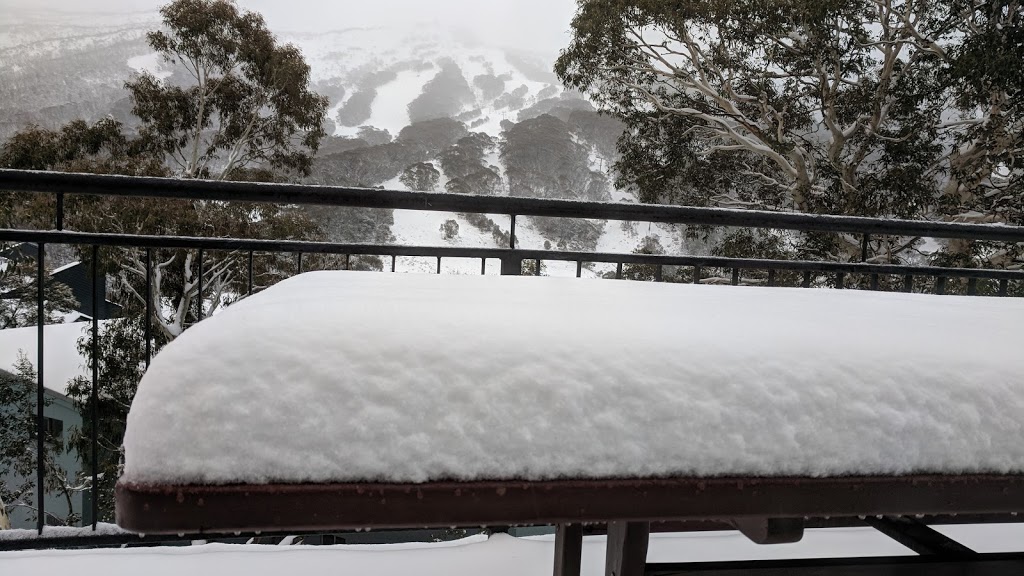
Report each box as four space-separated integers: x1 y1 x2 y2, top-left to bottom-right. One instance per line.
0 228 505 257
3 228 1023 282
509 255 1024 281
4 169 1024 241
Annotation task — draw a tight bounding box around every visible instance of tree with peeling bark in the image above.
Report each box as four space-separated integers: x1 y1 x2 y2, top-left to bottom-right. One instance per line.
1 124 321 522
127 0 329 179
106 198 314 340
1 0 332 521
0 122 318 341
556 0 1023 265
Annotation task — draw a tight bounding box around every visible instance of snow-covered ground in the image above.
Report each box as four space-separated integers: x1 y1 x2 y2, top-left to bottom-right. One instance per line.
0 522 127 541
0 530 924 576
127 51 171 80
5 525 1024 574
294 24 566 139
933 523 1024 553
7 526 1024 574
122 271 1024 485
333 67 436 138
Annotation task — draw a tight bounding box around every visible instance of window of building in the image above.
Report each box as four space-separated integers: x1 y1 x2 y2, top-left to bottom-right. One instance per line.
44 416 63 441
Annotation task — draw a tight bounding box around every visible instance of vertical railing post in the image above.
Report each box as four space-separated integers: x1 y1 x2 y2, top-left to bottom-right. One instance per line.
196 249 204 321
501 214 521 276
35 242 46 534
499 255 524 272
499 256 522 275
55 193 64 231
145 249 152 369
247 251 254 295
90 245 99 530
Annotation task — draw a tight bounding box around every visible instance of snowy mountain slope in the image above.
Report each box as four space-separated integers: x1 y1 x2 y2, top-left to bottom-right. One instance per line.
0 13 566 140
0 13 686 265
127 52 172 80
289 25 566 139
0 12 155 139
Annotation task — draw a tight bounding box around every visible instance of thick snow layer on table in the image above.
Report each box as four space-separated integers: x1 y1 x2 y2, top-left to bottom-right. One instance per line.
0 530 917 576
122 271 1024 485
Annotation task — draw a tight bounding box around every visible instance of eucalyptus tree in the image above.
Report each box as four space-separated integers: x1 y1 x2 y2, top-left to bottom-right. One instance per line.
127 0 329 179
399 162 441 191
556 0 1023 263
1 0 335 522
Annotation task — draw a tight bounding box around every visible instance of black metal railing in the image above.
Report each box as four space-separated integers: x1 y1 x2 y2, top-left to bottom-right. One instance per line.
2 168 1024 547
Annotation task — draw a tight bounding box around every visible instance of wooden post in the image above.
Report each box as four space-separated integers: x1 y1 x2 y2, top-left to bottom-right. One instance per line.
554 523 584 576
500 255 522 275
731 517 804 544
605 521 650 576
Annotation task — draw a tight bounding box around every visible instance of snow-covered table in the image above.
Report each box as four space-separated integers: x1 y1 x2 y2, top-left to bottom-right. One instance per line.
115 272 1024 574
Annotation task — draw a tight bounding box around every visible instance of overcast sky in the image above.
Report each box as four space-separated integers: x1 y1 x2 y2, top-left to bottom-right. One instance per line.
2 0 580 55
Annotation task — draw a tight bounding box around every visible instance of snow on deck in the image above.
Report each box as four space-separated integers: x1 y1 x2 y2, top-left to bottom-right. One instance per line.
121 271 1024 486
0 530 918 576
0 522 128 541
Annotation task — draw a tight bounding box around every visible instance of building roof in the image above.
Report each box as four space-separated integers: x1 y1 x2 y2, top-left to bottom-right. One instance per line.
50 261 122 320
0 321 97 395
2 246 122 320
0 242 39 261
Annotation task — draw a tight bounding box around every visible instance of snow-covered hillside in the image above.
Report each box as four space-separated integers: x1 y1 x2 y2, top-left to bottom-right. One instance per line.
293 26 558 138
0 11 687 268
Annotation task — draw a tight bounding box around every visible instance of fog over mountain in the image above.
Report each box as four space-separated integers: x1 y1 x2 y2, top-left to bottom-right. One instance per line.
0 0 578 56
0 0 693 273
0 0 579 139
